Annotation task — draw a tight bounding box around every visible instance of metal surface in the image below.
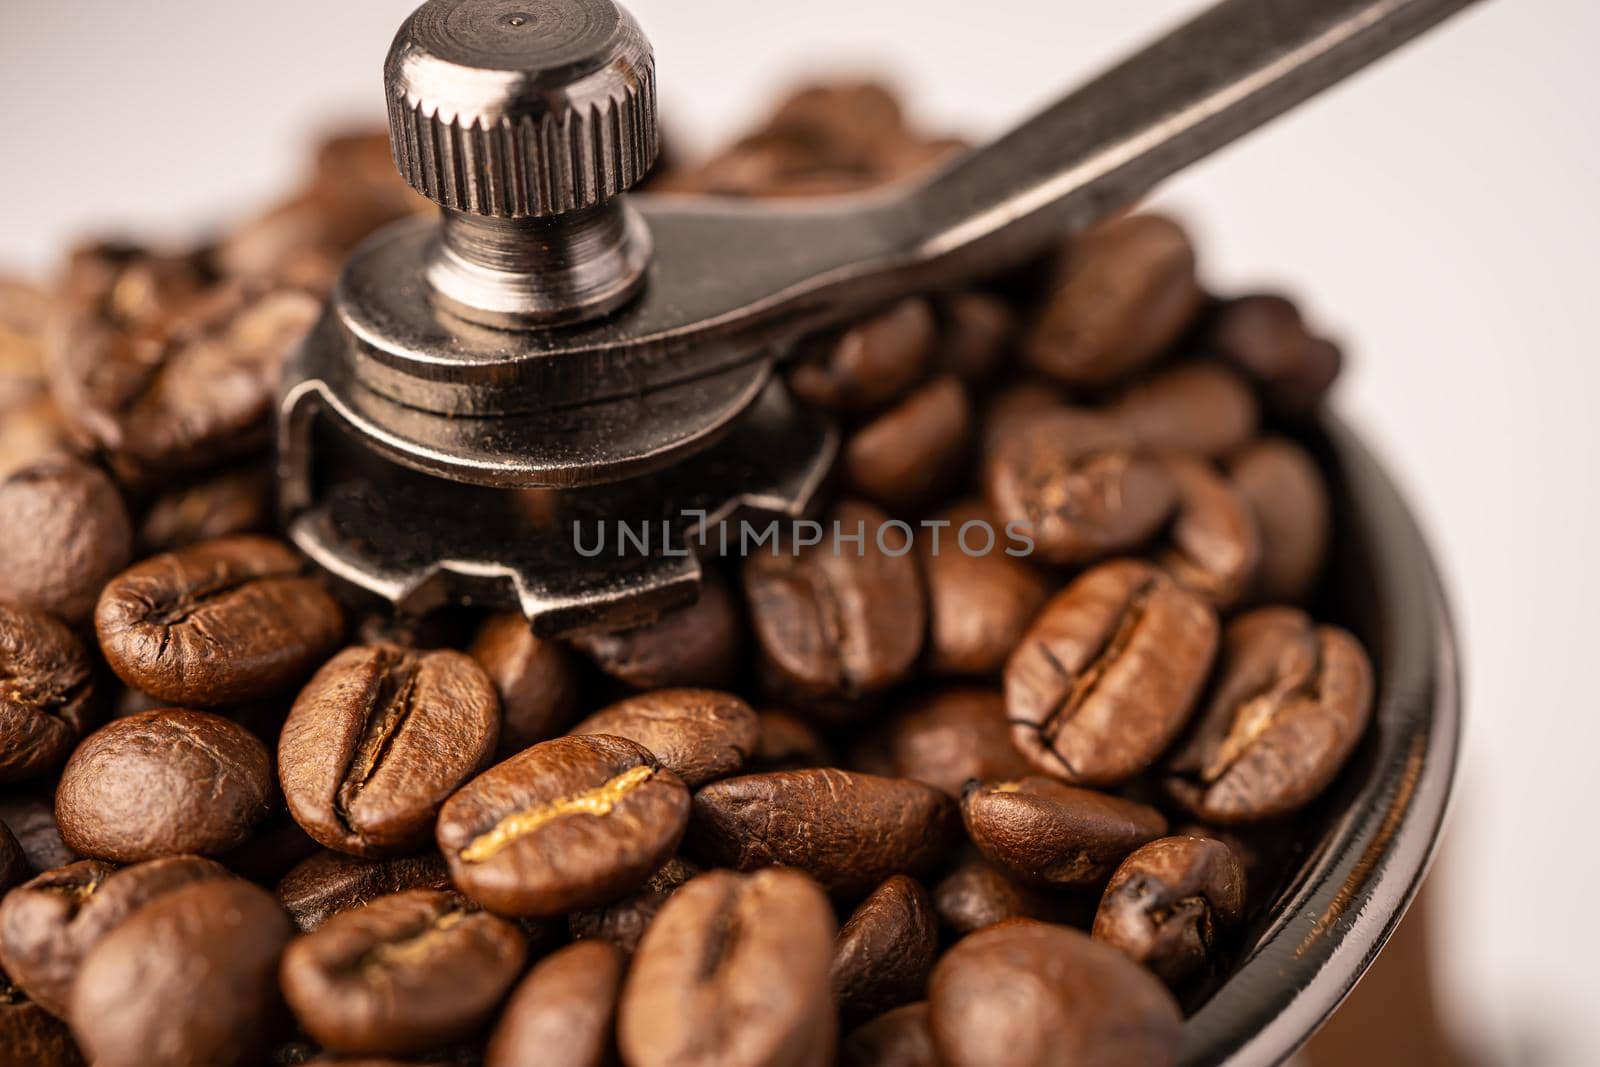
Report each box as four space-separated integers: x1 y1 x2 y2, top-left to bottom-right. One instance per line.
1176 416 1460 1066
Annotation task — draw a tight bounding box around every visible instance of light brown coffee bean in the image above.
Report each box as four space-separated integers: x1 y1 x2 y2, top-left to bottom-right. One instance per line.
1093 836 1246 985
570 688 757 788
569 570 742 690
1007 560 1217 786
618 868 836 1067
56 710 275 862
437 734 690 917
985 407 1177 566
1166 607 1374 823
280 889 523 1056
275 850 452 932
1111 362 1259 459
1023 214 1203 387
852 689 1032 797
929 920 1182 1067
961 777 1167 890
487 939 624 1067
1155 454 1262 610
1227 437 1330 603
279 644 499 856
0 456 131 624
845 376 972 514
920 501 1048 676
94 536 344 706
789 300 936 413
842 1002 939 1067
469 613 582 757
689 769 956 897
568 855 700 953
0 603 98 784
832 875 938 1022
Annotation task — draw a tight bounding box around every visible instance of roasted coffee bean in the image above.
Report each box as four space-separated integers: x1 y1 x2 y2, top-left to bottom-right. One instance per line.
1111 362 1259 459
570 688 757 788
0 855 231 1017
1167 607 1374 823
618 868 835 1067
1093 836 1246 985
845 376 972 514
853 689 1031 797
437 734 690 917
56 709 274 862
920 501 1048 676
0 968 81 1067
568 855 699 953
70 878 291 1067
961 777 1167 890
1227 437 1330 603
569 570 741 690
0 826 23 893
1155 454 1262 610
280 644 499 856
690 769 956 897
842 1002 938 1067
933 292 1015 385
0 602 97 783
931 856 1090 936
928 919 1183 1067
95 535 344 706
0 456 131 624
1007 560 1217 786
275 849 452 932
138 465 273 552
749 709 834 771
979 376 1066 441
218 813 321 885
789 299 936 414
1023 214 1204 387
1207 294 1342 416
985 407 1177 566
280 889 526 1056
0 790 77 871
742 499 925 705
486 939 624 1067
832 875 938 1022
469 613 582 756
0 395 70 483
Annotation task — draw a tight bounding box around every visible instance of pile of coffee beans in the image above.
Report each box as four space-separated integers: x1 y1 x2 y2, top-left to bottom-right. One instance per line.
0 83 1371 1067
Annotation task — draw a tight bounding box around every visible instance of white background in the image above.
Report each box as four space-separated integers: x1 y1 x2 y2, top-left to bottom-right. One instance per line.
3 1 1597 1061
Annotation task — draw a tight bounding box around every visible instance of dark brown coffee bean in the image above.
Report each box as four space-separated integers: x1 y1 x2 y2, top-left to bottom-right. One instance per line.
569 570 741 690
853 689 1031 797
0 456 131 624
0 969 82 1067
1227 437 1330 603
920 501 1048 676
1092 836 1246 985
961 777 1167 890
742 499 925 704
1208 294 1342 416
1007 560 1217 786
1023 214 1203 387
437 734 690 917
832 875 938 1022
789 299 936 414
618 868 835 1067
275 850 452 932
570 688 757 789
0 790 77 872
56 709 274 862
749 709 834 771
280 644 499 857
842 1002 938 1067
1155 454 1262 610
218 813 321 885
0 826 23 893
1166 607 1374 823
487 939 624 1067
845 376 972 514
979 377 1066 442
469 613 582 757
0 602 97 784
569 855 700 953
689 769 956 897
95 535 344 706
931 856 1090 936
1111 362 1259 459
137 465 273 553
70 878 291 1067
985 407 1177 566
933 292 1015 385
928 919 1182 1067
280 889 526 1056
0 855 231 1018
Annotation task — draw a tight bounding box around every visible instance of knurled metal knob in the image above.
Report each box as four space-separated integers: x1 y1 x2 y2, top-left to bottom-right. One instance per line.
386 0 658 218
